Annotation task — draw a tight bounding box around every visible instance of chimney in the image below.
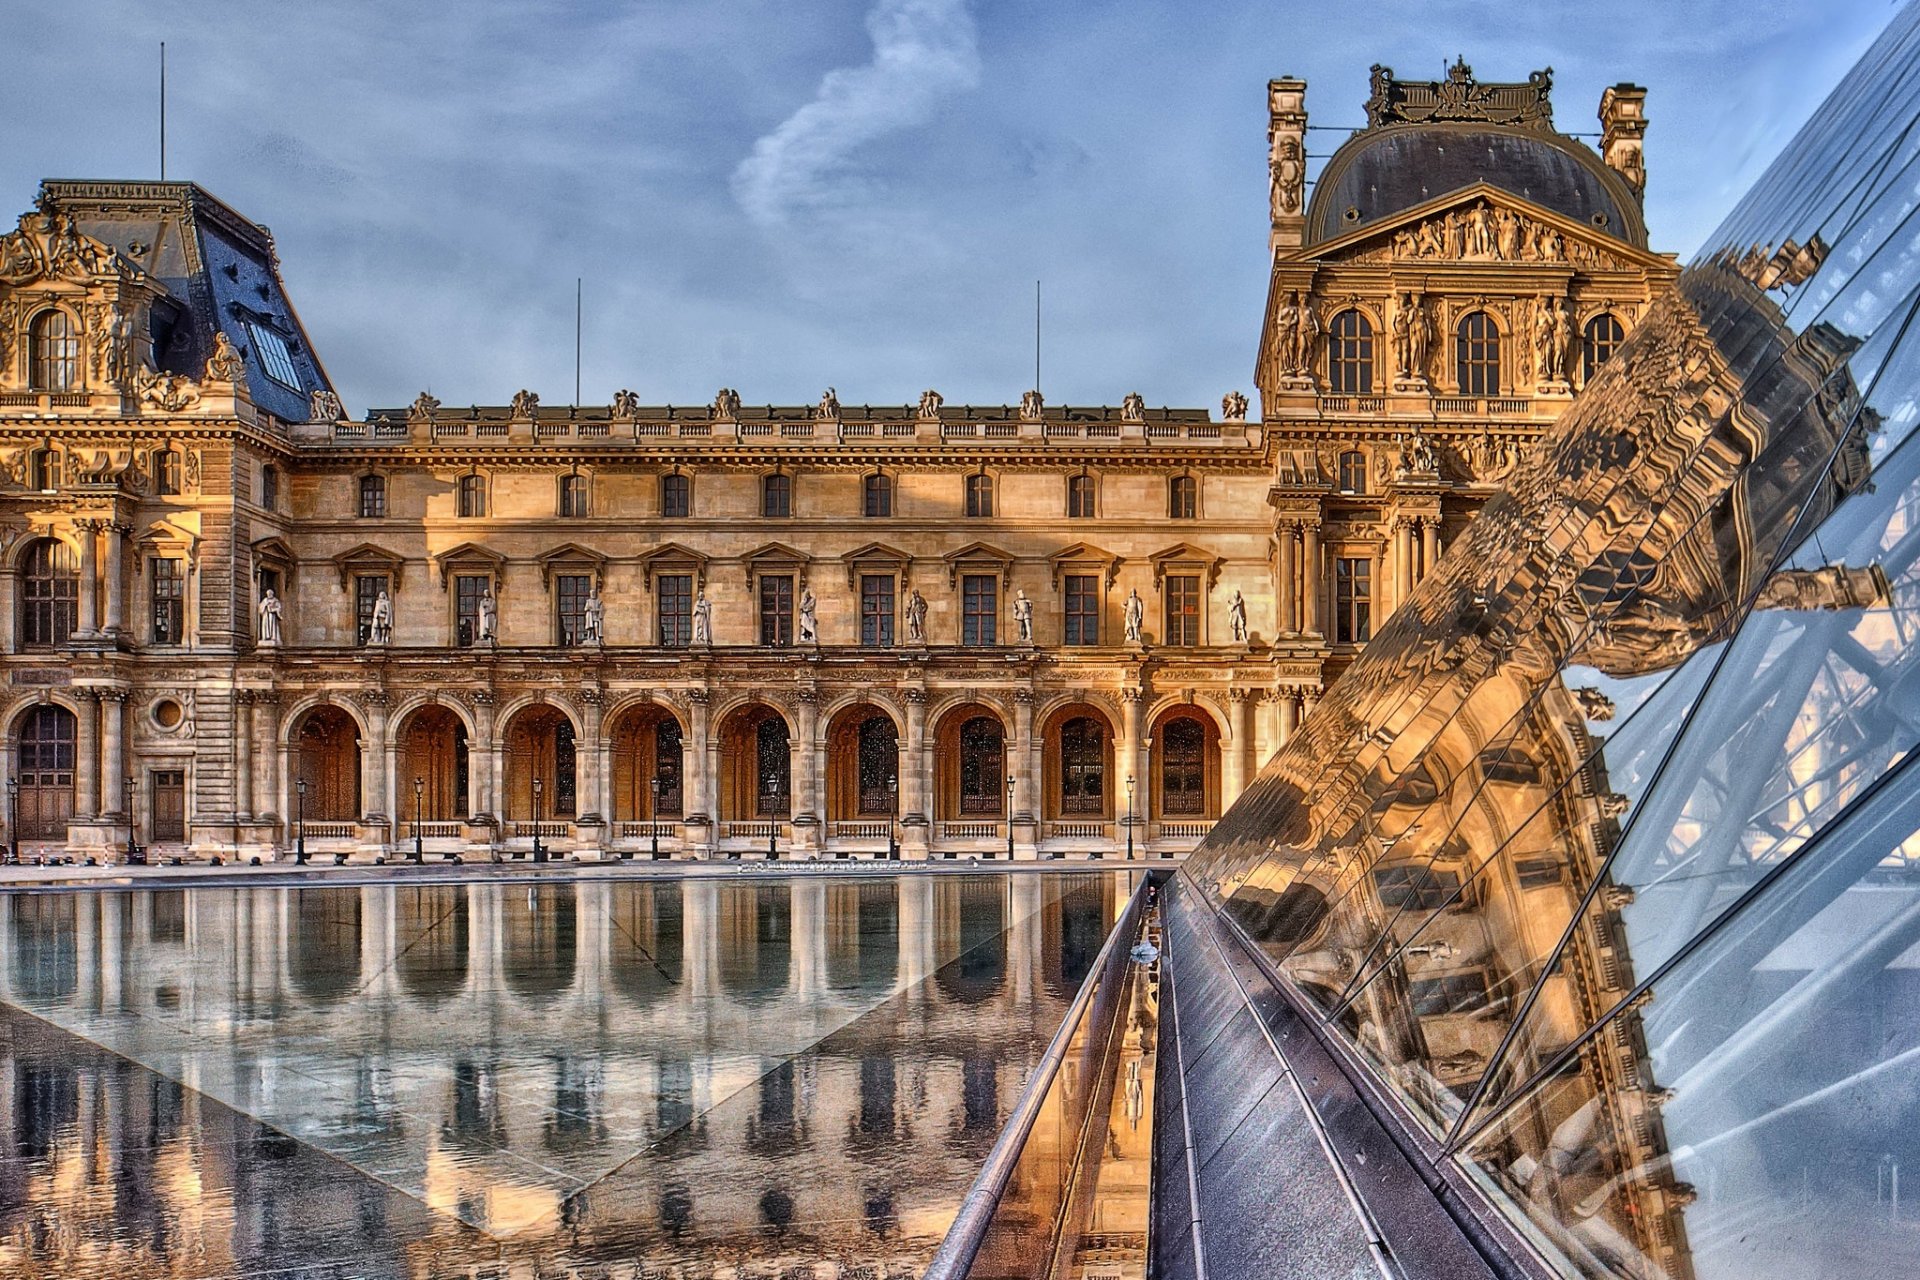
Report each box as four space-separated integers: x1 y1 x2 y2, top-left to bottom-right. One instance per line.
1599 83 1648 202
1269 78 1308 253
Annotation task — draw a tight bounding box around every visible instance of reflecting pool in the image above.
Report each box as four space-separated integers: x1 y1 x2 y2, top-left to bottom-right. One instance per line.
0 869 1134 1278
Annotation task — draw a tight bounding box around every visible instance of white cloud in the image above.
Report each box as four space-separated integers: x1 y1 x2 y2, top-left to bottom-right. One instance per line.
732 0 980 228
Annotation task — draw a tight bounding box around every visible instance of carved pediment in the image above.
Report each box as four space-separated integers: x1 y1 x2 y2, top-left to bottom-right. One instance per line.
433 541 507 587
1297 184 1665 273
535 541 607 587
1048 541 1124 588
638 541 708 590
842 540 915 589
1148 542 1224 590
332 542 407 590
0 202 128 288
135 516 198 555
943 540 1017 585
742 540 813 588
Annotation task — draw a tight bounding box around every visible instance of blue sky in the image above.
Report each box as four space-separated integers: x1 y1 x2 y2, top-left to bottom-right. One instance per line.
3 0 1896 415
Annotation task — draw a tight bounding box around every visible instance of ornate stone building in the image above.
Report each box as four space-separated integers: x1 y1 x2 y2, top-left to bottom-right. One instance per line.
0 60 1674 861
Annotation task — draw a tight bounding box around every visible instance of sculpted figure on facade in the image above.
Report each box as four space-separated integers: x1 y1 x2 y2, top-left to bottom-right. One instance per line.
1407 292 1432 382
509 388 539 419
713 387 741 421
1466 201 1493 256
611 389 640 418
1227 589 1248 642
904 587 928 643
1494 206 1522 259
1270 292 1299 380
1755 562 1889 613
205 331 247 385
690 590 712 644
408 392 440 423
1270 135 1304 218
476 587 497 642
582 590 604 644
1572 686 1616 721
814 387 840 422
917 388 943 420
1121 392 1146 423
1397 427 1441 478
1124 589 1145 644
1019 388 1044 421
1221 390 1249 421
136 366 199 413
309 388 344 422
1013 589 1034 642
1390 294 1413 381
1292 299 1320 383
370 591 393 645
797 588 818 644
257 589 282 646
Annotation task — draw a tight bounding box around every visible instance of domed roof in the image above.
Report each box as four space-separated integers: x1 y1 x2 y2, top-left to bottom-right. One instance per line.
1307 124 1645 248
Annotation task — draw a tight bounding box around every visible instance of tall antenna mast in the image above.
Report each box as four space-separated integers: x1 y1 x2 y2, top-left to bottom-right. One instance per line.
574 277 582 406
159 42 167 180
1034 279 1041 394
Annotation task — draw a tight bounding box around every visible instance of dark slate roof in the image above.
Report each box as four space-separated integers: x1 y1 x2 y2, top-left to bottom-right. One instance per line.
1307 125 1646 248
39 181 334 424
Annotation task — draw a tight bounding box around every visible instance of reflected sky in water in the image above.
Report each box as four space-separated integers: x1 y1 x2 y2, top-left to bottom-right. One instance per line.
0 870 1133 1278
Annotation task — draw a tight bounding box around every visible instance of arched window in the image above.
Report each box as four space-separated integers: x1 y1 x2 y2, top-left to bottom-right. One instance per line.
1168 475 1197 519
28 310 78 391
958 717 1004 815
358 474 386 519
857 716 898 814
1328 309 1375 394
864 473 892 518
1067 473 1096 518
655 720 684 815
559 473 588 518
1338 450 1368 494
154 449 182 496
1059 717 1106 815
1161 718 1206 816
19 539 77 648
1455 312 1501 396
1581 313 1626 385
16 704 76 839
458 474 486 518
762 473 792 518
755 716 791 816
965 473 994 518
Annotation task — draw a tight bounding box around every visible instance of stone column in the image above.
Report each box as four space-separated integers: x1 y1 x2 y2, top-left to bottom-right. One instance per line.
1120 687 1144 849
1277 521 1297 635
252 694 280 822
793 689 819 852
471 691 497 821
1278 689 1301 745
74 520 99 639
1422 517 1441 582
791 879 826 998
103 522 128 638
1394 518 1414 606
1301 520 1323 637
686 689 713 855
1228 688 1257 807
1302 686 1321 722
72 690 99 820
1013 689 1039 857
579 690 605 855
98 689 127 821
364 692 391 832
232 691 253 822
901 688 928 857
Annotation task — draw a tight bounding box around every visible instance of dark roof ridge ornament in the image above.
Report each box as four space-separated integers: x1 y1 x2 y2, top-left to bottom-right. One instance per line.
1364 59 1554 131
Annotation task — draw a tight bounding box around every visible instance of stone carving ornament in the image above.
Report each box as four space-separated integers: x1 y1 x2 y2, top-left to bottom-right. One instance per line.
1221 390 1249 421
904 587 928 643
797 589 817 643
1270 135 1305 217
611 388 640 418
691 590 712 644
1012 589 1034 642
1228 590 1248 642
814 387 840 422
476 587 497 642
714 387 741 421
205 331 247 385
137 366 200 413
257 589 283 645
309 388 344 422
917 388 944 420
1020 389 1044 421
582 590 604 644
1124 589 1145 644
510 388 540 419
1121 392 1147 423
370 591 393 644
408 392 440 423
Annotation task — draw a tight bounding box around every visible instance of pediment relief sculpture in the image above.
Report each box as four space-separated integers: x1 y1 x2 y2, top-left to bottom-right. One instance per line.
135 364 200 413
1326 197 1635 271
0 201 127 287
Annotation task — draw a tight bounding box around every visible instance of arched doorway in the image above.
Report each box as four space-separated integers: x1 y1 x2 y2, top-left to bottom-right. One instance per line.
826 706 899 823
294 706 362 821
1042 704 1116 823
1151 708 1222 823
14 703 76 840
718 705 791 821
401 705 468 822
935 706 1006 821
505 704 577 820
610 704 684 821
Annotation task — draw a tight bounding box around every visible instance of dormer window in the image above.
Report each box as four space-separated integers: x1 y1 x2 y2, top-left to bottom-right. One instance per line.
245 322 300 390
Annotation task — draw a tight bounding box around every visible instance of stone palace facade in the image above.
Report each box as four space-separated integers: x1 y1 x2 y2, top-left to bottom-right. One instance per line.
0 60 1673 860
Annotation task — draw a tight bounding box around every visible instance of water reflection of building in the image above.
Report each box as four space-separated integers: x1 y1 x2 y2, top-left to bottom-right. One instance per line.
0 872 1126 1274
1164 12 1920 1278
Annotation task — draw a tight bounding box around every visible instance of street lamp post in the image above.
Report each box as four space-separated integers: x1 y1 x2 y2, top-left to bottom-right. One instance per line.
295 778 307 864
531 777 546 863
1006 774 1015 861
125 774 143 865
886 772 899 861
1125 774 1135 861
412 776 425 863
6 778 17 866
650 776 662 860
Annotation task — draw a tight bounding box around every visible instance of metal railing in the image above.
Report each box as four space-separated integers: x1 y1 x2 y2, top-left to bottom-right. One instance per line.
925 875 1154 1278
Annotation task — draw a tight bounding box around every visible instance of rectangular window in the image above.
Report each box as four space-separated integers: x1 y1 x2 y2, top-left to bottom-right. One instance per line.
355 575 388 646
1373 865 1461 910
155 450 181 496
661 473 690 518
458 475 486 518
1164 575 1200 646
762 474 792 518
1169 475 1197 519
245 322 301 390
962 574 997 646
559 474 588 518
658 574 693 646
965 474 993 517
1410 970 1490 1019
759 574 794 646
860 574 895 647
1335 556 1372 644
1067 474 1096 519
556 574 592 645
1064 574 1100 645
455 574 489 647
260 465 279 511
150 557 185 645
358 475 386 519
